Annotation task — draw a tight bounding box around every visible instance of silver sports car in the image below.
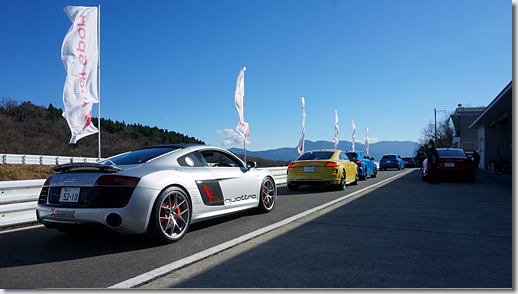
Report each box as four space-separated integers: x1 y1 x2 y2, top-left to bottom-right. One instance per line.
36 144 277 244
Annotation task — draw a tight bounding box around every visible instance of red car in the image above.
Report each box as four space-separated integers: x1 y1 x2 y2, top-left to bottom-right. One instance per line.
422 148 476 182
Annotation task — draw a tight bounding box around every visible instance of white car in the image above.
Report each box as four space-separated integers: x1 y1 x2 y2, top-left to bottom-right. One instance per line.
36 144 277 244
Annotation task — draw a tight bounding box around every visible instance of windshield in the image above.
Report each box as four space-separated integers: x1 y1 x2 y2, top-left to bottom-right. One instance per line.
298 151 335 160
382 155 396 159
438 149 467 158
99 147 180 165
345 153 358 161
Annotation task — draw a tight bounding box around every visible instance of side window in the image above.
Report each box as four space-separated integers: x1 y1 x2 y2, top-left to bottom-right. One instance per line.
200 150 244 167
177 152 206 167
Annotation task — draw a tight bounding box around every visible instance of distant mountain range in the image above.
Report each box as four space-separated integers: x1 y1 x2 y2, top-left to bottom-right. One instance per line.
228 140 420 162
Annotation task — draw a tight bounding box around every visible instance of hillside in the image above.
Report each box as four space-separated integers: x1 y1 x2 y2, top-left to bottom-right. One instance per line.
0 98 204 158
229 140 420 162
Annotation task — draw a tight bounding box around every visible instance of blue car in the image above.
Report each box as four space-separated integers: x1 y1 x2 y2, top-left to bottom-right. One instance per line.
379 154 405 170
344 151 377 180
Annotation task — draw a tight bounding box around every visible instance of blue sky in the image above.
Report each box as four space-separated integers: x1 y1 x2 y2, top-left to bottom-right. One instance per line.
0 0 511 151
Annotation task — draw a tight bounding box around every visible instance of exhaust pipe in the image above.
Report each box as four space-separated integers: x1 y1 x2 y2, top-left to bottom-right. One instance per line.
106 213 123 228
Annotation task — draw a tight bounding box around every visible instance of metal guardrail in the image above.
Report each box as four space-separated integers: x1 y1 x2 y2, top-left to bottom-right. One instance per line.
1 153 99 165
0 167 288 228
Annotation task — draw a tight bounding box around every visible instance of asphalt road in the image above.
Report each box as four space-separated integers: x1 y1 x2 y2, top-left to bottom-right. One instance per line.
0 168 512 289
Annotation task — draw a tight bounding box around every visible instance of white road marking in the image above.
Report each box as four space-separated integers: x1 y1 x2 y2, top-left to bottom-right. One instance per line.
109 169 414 288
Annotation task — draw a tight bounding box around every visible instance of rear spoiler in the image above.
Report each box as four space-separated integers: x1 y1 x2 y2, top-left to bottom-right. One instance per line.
51 162 121 173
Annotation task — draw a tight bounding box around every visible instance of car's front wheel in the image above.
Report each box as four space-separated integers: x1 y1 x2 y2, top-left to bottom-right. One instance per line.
372 166 377 178
147 186 192 244
257 177 276 213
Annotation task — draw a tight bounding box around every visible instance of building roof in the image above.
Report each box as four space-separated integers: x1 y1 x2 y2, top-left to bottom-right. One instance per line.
470 81 512 129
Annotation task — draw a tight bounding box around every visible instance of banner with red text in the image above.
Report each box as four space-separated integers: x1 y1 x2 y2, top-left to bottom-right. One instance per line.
297 97 306 154
61 6 99 144
351 120 356 151
365 127 369 155
235 67 249 140
333 110 339 149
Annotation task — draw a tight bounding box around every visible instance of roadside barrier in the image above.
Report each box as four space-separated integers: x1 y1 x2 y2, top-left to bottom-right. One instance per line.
0 167 288 228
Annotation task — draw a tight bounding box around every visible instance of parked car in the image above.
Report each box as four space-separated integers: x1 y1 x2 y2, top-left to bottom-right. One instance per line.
379 154 405 170
287 149 358 191
422 148 475 182
402 157 417 168
36 144 277 244
344 151 377 180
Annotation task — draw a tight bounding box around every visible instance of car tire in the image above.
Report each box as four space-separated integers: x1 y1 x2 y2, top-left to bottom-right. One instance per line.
147 186 192 244
336 170 347 190
257 177 276 213
360 168 367 180
372 166 377 178
287 183 299 191
351 170 359 185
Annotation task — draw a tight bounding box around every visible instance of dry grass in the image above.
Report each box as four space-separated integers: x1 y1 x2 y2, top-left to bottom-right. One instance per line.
0 164 56 181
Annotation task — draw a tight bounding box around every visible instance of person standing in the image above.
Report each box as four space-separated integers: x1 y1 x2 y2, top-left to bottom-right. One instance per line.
473 150 481 169
427 140 439 185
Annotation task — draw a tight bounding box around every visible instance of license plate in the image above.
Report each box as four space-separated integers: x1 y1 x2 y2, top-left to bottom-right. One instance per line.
60 187 80 203
386 160 391 163
445 162 455 167
304 166 315 172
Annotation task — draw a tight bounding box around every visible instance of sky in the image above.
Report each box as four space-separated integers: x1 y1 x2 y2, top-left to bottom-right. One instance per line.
0 0 512 152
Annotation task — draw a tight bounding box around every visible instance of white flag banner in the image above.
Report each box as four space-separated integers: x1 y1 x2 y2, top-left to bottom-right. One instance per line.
333 110 339 149
351 120 356 151
297 97 306 154
365 127 369 155
61 6 99 144
235 67 249 140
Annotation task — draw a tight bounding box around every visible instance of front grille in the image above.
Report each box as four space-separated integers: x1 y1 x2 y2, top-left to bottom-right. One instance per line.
45 186 135 208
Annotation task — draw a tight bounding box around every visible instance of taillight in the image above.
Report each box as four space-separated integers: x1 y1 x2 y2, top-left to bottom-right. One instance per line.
325 162 340 167
43 175 54 187
288 163 296 168
94 176 140 187
355 160 362 165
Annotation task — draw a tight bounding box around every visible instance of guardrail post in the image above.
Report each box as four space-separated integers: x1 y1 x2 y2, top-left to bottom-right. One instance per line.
22 155 26 164
2 155 5 164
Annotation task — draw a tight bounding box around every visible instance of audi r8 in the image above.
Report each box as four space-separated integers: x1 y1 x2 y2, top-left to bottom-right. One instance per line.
286 149 358 191
36 144 277 244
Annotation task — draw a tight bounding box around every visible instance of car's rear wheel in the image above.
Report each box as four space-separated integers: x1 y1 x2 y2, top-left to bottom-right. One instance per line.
351 170 359 185
257 177 276 213
147 186 191 244
372 166 377 178
360 168 367 180
336 170 347 190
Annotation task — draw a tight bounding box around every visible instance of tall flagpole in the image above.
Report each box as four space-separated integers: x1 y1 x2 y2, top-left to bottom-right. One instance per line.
97 5 101 161
243 96 246 163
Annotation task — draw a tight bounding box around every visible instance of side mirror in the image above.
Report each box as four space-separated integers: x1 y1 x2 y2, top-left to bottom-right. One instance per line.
371 157 374 161
247 161 257 169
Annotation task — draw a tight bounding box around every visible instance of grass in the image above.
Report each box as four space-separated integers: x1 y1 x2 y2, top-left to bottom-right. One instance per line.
0 164 56 181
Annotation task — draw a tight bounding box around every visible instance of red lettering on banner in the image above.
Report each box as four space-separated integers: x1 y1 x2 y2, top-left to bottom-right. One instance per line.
76 13 86 26
78 54 87 66
76 40 85 53
77 27 86 39
83 112 92 129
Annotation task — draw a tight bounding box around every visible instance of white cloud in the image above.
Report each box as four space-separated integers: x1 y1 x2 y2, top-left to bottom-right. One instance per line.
216 129 251 146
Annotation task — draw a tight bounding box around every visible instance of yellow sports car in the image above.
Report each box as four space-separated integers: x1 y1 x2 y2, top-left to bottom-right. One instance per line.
287 149 359 191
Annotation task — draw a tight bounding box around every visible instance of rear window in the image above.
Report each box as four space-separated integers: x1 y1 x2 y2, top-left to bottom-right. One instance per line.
382 155 396 159
438 149 467 158
345 153 358 161
100 147 180 165
298 151 335 160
